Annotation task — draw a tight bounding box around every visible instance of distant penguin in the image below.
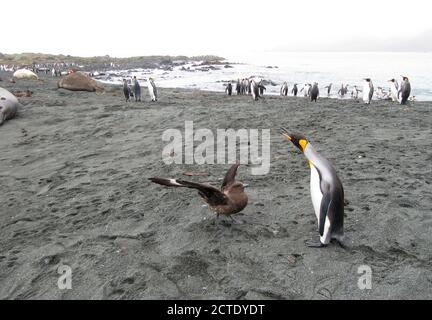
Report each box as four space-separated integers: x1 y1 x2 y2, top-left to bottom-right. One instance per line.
376 87 388 100
292 83 298 97
338 84 349 97
399 76 411 105
310 82 319 102
281 82 288 96
246 79 251 95
258 81 266 96
133 76 141 102
301 83 311 97
388 79 399 102
338 84 345 97
351 85 361 99
123 79 130 102
235 79 241 95
250 80 259 101
241 78 248 95
362 78 374 104
147 77 158 101
225 82 233 95
325 83 332 97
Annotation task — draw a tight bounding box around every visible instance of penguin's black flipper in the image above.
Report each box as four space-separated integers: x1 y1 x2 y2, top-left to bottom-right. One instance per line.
319 193 332 236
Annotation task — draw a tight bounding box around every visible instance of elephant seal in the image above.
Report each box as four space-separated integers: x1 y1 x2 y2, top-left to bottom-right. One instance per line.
12 69 39 81
0 87 20 126
58 72 104 93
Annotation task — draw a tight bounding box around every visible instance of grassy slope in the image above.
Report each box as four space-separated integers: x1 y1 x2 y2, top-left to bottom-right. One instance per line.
0 52 224 66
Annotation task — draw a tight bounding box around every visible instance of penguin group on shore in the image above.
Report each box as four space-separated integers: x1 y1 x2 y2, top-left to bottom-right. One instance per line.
376 76 411 104
243 75 412 105
233 78 267 100
121 77 157 102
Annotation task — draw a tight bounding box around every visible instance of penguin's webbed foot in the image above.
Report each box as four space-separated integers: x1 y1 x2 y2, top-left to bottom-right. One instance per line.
331 238 349 250
305 239 326 248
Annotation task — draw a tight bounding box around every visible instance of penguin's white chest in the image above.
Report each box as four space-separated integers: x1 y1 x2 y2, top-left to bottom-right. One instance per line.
310 164 323 222
390 84 399 101
363 84 370 102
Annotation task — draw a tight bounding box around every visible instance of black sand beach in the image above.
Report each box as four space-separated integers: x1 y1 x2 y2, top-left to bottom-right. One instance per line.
0 73 431 299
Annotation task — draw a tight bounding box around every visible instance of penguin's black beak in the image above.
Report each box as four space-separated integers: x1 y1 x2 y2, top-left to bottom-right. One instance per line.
280 127 292 141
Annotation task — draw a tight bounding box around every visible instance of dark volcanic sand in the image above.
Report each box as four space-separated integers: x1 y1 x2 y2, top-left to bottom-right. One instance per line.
0 72 431 299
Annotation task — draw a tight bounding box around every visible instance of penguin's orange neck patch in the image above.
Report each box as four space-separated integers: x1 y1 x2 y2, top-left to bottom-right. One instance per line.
299 139 308 152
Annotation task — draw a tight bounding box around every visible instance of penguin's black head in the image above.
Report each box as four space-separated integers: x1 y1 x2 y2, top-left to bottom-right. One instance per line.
281 128 309 152
364 78 371 82
401 76 409 81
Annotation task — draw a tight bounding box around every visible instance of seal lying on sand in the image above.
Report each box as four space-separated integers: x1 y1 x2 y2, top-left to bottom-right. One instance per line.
12 69 39 81
0 87 20 125
58 72 104 93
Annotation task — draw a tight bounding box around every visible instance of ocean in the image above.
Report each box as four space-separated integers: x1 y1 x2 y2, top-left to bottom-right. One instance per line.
101 52 432 101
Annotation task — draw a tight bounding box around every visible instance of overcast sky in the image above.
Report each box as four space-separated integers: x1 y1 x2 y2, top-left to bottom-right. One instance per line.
3 0 432 57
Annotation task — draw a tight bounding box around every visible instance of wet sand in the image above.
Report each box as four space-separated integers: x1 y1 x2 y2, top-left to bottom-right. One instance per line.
0 72 431 299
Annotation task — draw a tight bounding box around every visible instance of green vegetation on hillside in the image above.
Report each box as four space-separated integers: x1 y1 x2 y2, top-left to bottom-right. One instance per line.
0 52 225 67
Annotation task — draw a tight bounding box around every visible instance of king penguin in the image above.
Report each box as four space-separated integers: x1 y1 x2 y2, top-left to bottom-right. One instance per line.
281 129 345 248
399 76 411 105
301 83 311 97
292 83 298 97
388 78 399 102
250 79 259 101
280 82 289 96
325 83 332 97
147 77 158 102
310 82 319 102
362 78 374 104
